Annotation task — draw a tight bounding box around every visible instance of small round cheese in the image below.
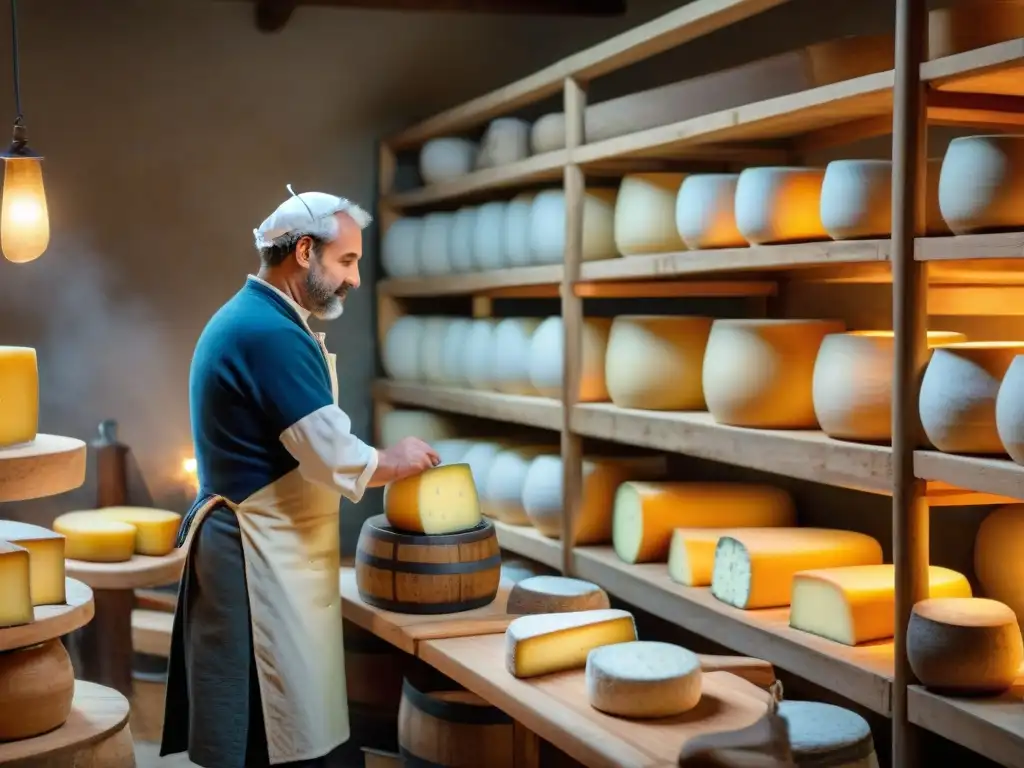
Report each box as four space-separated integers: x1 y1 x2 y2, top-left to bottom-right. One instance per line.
585 641 702 718
449 207 478 272
419 213 453 275
381 316 425 381
507 575 611 614
530 113 566 154
503 192 537 267
473 201 508 271
491 317 542 395
380 217 421 278
734 166 829 245
438 318 474 384
476 117 530 168
974 504 1024 623
419 137 476 184
613 173 687 256
419 317 453 382
380 409 458 448
908 597 1024 695
777 700 877 766
461 319 500 389
529 189 618 265
939 134 1024 235
675 174 745 250
528 316 612 402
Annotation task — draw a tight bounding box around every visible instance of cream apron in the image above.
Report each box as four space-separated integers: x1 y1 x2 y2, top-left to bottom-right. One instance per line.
176 335 348 765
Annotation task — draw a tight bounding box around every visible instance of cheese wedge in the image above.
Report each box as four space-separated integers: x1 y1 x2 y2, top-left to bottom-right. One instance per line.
0 541 32 627
384 463 482 534
0 346 38 448
506 576 610 615
0 520 66 605
92 507 182 556
586 641 702 718
791 564 972 645
505 609 637 678
52 512 137 563
710 528 883 610
613 482 794 564
668 528 735 587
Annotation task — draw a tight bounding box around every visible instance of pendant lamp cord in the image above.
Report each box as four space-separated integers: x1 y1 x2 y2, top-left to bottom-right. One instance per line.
10 0 21 126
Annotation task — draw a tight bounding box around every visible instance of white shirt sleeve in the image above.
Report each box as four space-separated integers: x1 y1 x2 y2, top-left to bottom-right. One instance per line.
278 403 378 502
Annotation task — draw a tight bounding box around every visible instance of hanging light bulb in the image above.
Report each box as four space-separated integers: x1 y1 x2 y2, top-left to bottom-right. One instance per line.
1 0 48 264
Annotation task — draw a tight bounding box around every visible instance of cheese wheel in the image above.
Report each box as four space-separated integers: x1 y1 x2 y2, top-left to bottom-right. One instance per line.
52 511 136 563
506 575 610 614
384 463 481 534
939 134 1024 235
777 700 878 768
613 173 687 256
0 540 32 627
380 217 421 278
734 166 829 245
433 438 476 466
996 355 1024 464
503 192 536 267
974 504 1024 623
472 201 508 271
586 641 702 719
703 319 845 429
920 342 1024 454
490 317 542 395
612 482 795 564
449 207 478 272
668 529 735 587
528 316 612 402
419 137 476 184
461 440 515 492
382 316 425 381
0 639 75 741
92 507 182 557
505 609 637 678
0 520 66 605
419 213 453 275
462 319 500 389
522 455 666 544
529 188 618 265
419 317 453 383
476 117 530 168
908 597 1024 695
438 318 474 384
380 409 459 448
482 446 555 525
674 174 746 250
813 330 966 443
0 346 38 448
928 1 1024 60
791 564 972 646
501 557 548 584
605 316 713 411
710 528 884 610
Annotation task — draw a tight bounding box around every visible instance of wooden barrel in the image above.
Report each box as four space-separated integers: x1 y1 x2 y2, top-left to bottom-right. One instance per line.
355 515 501 614
343 619 408 753
398 678 514 767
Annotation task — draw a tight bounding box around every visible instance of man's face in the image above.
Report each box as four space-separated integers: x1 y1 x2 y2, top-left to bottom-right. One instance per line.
300 212 363 321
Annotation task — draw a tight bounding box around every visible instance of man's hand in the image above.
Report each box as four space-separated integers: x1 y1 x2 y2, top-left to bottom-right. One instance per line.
369 437 441 486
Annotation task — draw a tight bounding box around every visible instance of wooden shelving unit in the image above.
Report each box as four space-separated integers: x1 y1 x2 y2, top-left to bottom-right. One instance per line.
374 1 1024 765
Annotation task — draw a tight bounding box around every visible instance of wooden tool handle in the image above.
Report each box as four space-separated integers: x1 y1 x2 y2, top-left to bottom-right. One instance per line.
678 708 795 767
698 655 776 690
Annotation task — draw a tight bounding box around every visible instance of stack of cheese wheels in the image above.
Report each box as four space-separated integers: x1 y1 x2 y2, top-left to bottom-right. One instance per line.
481 445 558 525
419 212 453 275
449 206 478 272
674 174 747 250
0 346 38 448
613 173 687 256
380 218 421 278
974 504 1024 623
939 135 1024 234
919 341 1024 454
529 188 618 265
613 481 795 565
703 319 845 429
812 330 965 443
503 193 536 266
475 117 530 169
777 700 880 768
51 507 182 562
419 137 477 184
473 201 508 270
528 316 612 401
379 409 460 448
605 316 713 411
490 317 543 394
734 166 829 245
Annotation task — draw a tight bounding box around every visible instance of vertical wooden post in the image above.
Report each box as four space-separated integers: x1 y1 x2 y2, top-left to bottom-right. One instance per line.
561 77 587 577
375 141 400 448
891 0 930 765
92 419 127 508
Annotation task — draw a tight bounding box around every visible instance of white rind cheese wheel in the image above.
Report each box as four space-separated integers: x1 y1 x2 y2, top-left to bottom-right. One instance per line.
813 331 966 443
0 346 37 447
472 201 508 271
503 192 537 267
507 575 610 614
586 641 702 719
523 455 666 544
0 520 66 606
490 318 542 395
939 134 1024 235
483 446 554 525
605 315 713 411
908 597 1024 694
380 409 459 448
461 440 515 492
528 316 612 402
382 316 425 381
710 528 884 610
703 319 845 429
613 173 687 256
419 213 453 276
462 319 500 389
530 113 565 155
675 174 746 250
790 564 972 646
777 700 879 768
449 207 478 273
434 438 476 466
668 529 735 587
476 118 530 168
438 318 474 384
612 481 795 565
974 504 1024 623
381 217 421 278
734 166 829 245
419 137 476 184
529 189 618 265
419 317 453 382
505 609 637 678
919 342 1024 454
0 639 75 741
996 356 1024 464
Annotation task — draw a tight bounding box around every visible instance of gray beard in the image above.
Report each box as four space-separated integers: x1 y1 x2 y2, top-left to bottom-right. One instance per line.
305 263 345 321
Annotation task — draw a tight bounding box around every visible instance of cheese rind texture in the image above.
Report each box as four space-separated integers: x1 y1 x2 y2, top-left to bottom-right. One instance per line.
0 346 38 448
505 608 637 678
0 520 66 605
734 166 828 245
710 528 883 610
938 134 1024 235
613 173 687 256
506 576 610 615
528 316 612 402
777 700 876 763
612 482 795 565
790 564 972 645
52 512 136 563
384 463 482 534
93 507 182 557
0 540 32 627
675 174 746 250
482 446 553 525
668 528 741 587
586 641 702 718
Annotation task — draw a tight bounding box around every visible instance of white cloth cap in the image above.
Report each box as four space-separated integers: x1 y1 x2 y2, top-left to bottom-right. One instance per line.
253 184 373 249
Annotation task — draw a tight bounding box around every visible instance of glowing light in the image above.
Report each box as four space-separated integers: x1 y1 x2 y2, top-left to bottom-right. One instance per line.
1 156 49 263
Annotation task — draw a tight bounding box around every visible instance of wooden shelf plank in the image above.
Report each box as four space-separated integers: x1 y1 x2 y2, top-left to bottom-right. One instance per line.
917 231 1024 262
373 380 562 431
923 37 1024 96
378 264 563 298
909 684 1024 768
493 520 562 569
914 451 1024 501
572 547 894 715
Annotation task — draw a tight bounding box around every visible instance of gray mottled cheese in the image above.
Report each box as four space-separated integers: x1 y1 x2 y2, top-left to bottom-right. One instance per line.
778 700 878 768
586 641 702 718
505 609 637 678
506 576 610 615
